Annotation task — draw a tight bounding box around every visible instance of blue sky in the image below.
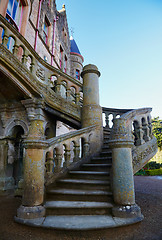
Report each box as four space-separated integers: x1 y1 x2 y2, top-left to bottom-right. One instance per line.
56 0 162 119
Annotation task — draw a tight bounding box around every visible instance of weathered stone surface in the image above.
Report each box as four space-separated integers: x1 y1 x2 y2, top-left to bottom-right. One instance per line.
17 205 45 219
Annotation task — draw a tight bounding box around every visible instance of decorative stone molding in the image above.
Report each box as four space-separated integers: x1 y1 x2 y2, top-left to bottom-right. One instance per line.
132 136 158 174
36 67 45 81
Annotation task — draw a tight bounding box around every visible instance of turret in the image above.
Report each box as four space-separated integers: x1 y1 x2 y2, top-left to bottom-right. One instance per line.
70 36 84 82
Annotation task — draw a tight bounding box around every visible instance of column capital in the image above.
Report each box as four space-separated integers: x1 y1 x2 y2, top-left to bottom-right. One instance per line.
81 64 101 78
108 118 134 148
21 99 45 121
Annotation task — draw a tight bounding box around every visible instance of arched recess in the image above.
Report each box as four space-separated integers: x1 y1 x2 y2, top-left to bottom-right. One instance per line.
6 124 26 187
44 121 56 139
5 119 28 137
5 120 28 187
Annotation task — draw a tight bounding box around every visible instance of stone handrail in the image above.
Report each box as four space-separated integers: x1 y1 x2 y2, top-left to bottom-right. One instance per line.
107 107 158 173
0 15 82 121
43 125 101 184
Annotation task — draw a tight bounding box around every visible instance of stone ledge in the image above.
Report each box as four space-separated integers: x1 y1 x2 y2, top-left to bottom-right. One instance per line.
14 214 144 230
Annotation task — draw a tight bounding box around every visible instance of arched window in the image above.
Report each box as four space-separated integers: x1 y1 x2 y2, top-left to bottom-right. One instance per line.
76 69 80 80
64 55 67 73
6 0 24 31
59 45 63 69
43 16 50 45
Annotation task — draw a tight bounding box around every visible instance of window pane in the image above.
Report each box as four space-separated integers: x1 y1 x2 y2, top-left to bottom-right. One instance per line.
12 0 19 20
44 21 48 35
7 0 14 16
76 70 80 80
15 2 22 26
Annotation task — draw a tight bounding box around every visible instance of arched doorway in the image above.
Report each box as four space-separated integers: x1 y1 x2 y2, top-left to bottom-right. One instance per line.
7 125 24 187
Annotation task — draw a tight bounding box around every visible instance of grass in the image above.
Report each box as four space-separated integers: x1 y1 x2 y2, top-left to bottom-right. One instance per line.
135 161 162 176
145 169 162 176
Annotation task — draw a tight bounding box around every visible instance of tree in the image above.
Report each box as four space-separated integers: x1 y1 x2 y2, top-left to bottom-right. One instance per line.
152 117 162 149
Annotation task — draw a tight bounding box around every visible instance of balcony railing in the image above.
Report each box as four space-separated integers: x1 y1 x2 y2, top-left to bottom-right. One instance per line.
0 15 82 120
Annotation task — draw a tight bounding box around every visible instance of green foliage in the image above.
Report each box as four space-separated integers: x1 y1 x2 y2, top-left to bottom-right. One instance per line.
135 169 147 176
145 169 162 176
148 161 161 169
152 117 162 148
135 161 162 176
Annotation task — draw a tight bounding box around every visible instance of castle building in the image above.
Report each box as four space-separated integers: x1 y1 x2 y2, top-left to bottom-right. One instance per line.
0 0 158 230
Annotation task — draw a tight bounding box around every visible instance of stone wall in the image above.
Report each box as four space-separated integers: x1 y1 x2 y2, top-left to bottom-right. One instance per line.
26 0 71 72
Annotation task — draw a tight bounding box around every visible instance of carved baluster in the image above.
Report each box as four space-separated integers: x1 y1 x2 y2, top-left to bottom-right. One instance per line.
113 113 116 121
2 31 9 48
142 120 151 142
83 139 90 158
54 147 63 172
63 143 71 167
30 61 35 73
55 76 62 95
148 116 153 138
73 140 80 162
105 112 109 128
22 53 28 66
13 41 19 58
45 151 54 173
75 92 80 105
66 87 71 100
133 121 145 146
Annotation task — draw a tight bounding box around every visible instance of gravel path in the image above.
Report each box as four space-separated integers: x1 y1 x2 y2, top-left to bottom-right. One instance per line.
0 176 162 240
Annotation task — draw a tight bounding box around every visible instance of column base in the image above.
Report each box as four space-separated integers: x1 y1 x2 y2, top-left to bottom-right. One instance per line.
17 205 45 219
112 203 142 218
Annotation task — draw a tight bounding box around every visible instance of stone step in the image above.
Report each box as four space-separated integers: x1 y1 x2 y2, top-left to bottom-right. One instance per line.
46 188 112 202
82 163 111 167
104 135 110 140
91 156 112 164
81 163 111 172
68 171 110 180
45 200 113 215
100 151 112 157
15 215 144 230
55 178 111 190
41 215 117 230
102 145 110 150
103 131 111 136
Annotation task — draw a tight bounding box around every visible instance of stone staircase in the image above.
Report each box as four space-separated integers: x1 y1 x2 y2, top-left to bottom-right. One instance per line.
27 129 132 230
15 129 145 229
42 129 116 229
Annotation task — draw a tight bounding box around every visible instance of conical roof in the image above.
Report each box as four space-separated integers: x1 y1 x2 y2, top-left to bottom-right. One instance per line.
70 36 81 55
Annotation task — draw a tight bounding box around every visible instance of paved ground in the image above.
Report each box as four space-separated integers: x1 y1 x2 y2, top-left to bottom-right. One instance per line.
0 176 162 240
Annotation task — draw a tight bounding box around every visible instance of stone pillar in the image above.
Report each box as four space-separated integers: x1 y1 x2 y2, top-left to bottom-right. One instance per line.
109 118 142 219
16 100 47 220
16 119 47 219
81 64 103 153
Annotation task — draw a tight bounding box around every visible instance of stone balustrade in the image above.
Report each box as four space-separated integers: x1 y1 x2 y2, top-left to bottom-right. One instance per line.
44 125 99 184
102 107 132 128
0 15 82 106
102 107 156 154
107 107 153 145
